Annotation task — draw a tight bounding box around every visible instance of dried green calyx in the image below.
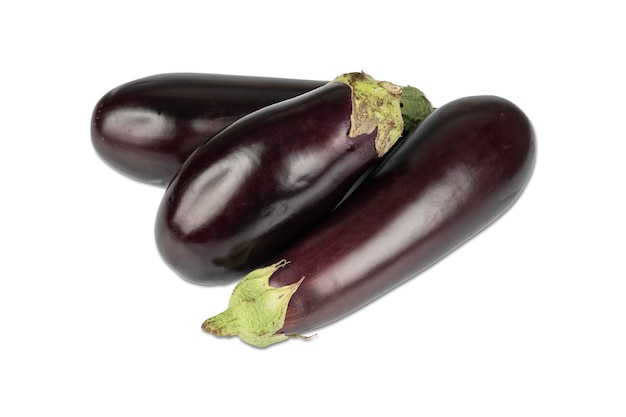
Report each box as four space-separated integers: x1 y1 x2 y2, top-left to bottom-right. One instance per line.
333 72 433 156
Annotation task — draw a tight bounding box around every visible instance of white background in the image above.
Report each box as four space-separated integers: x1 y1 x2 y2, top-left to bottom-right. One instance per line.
2 1 624 415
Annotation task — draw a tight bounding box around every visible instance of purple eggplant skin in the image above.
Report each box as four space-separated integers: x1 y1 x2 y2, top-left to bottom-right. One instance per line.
91 73 325 185
202 95 535 347
155 74 431 285
155 82 376 284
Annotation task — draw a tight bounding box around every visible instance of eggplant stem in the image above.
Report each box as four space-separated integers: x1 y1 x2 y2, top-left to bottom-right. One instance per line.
201 260 303 348
333 72 433 156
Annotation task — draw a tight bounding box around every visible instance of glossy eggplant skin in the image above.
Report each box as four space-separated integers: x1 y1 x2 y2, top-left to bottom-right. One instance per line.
265 95 536 337
91 73 325 185
155 82 381 284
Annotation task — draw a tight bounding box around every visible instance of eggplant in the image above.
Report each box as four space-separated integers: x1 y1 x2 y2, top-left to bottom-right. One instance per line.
91 73 326 185
202 95 536 347
155 72 433 284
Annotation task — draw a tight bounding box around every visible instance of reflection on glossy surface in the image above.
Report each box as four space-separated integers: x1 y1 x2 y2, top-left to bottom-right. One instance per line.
101 108 175 146
172 144 264 235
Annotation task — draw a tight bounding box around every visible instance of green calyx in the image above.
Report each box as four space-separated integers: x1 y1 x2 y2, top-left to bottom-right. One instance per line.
201 259 303 348
399 85 433 134
333 72 433 156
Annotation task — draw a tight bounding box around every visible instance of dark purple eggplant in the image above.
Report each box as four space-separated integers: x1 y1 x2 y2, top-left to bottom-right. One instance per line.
91 73 326 185
202 95 536 347
155 72 433 285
